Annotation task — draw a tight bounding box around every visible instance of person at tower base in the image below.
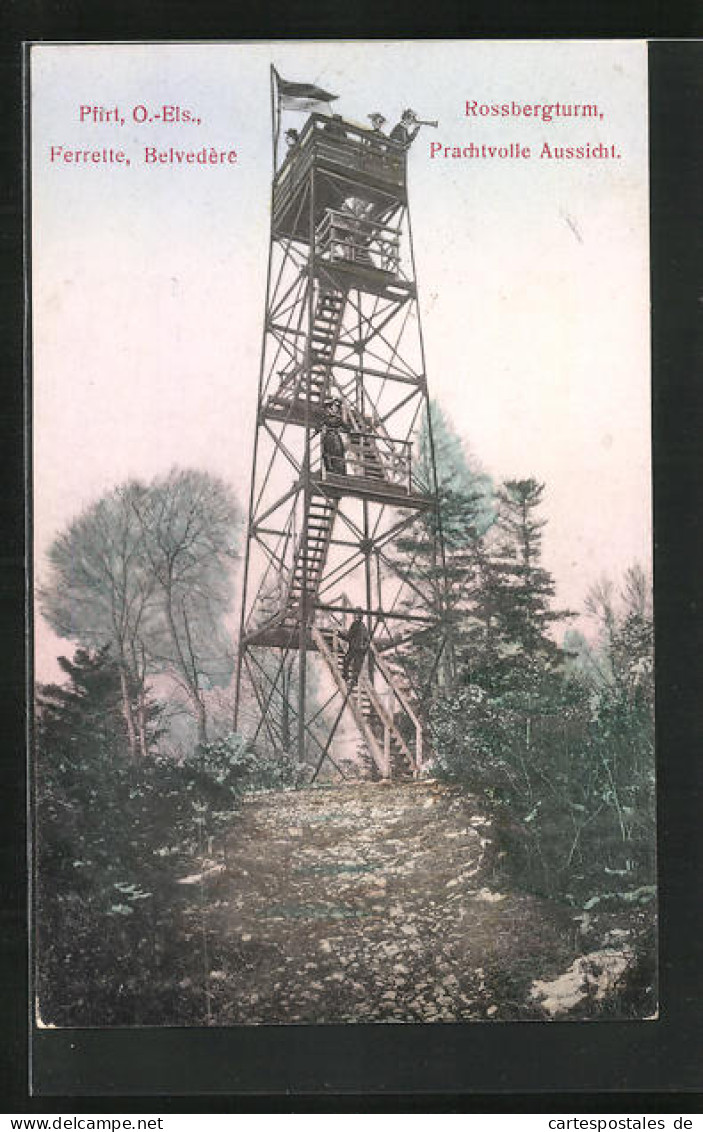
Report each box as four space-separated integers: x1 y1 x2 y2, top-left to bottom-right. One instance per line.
390 109 420 148
341 608 370 687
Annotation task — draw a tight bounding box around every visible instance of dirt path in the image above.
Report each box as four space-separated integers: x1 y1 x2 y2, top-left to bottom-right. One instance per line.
201 781 576 1023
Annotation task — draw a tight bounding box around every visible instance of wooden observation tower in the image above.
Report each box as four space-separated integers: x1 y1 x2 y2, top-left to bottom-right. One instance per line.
233 78 446 781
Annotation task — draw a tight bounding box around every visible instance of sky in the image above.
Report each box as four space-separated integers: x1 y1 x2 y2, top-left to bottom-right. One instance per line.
31 40 651 682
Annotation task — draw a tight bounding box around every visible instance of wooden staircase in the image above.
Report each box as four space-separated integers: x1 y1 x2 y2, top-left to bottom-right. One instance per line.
284 496 339 623
342 403 387 482
310 620 423 780
266 287 346 416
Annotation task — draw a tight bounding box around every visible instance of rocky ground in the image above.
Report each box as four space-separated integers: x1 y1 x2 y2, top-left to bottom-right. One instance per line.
188 780 597 1024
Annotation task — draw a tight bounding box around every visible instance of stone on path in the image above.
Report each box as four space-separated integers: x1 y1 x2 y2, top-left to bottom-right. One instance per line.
201 781 575 1024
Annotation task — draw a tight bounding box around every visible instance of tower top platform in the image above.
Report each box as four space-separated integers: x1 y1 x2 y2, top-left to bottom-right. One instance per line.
273 113 407 241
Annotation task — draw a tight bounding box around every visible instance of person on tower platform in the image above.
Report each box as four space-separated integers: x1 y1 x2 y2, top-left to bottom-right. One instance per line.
389 108 420 148
321 398 349 476
366 113 389 159
340 608 370 686
324 113 346 140
367 112 387 135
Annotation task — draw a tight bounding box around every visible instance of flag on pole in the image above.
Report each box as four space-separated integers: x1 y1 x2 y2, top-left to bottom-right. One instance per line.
274 69 339 112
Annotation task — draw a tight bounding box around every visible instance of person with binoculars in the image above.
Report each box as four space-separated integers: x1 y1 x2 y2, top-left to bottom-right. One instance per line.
389 109 438 148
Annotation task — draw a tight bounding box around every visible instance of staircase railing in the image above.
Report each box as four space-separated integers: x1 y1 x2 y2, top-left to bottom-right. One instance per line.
310 622 389 777
315 208 401 276
342 429 411 491
317 402 412 491
318 596 424 778
365 637 424 774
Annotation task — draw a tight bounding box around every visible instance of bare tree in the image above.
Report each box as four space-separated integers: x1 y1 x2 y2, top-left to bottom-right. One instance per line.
129 469 242 745
39 469 242 752
586 564 653 699
39 483 156 756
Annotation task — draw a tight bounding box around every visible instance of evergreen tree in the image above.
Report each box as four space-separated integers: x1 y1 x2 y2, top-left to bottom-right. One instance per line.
493 479 570 663
37 646 129 758
387 400 496 697
431 476 589 894
460 479 574 697
34 647 182 1024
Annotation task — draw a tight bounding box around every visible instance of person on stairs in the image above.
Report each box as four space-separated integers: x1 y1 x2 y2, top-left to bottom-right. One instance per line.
341 608 370 687
322 399 349 476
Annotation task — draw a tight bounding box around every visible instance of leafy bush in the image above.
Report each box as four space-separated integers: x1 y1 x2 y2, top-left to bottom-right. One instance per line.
36 738 212 1026
431 676 654 906
194 733 309 795
34 654 261 1026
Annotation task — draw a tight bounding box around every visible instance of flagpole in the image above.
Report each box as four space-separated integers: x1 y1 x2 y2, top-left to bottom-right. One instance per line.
270 64 280 170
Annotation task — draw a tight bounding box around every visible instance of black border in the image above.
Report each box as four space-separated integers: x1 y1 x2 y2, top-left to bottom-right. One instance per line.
1 21 31 1114
4 15 703 1109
